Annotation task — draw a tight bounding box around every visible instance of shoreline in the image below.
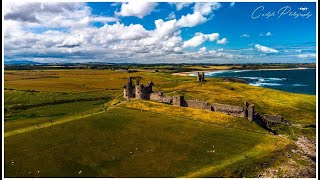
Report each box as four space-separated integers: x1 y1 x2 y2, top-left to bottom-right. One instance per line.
172 67 315 77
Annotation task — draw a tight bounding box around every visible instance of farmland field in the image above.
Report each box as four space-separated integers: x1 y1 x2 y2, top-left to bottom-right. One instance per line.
4 69 316 177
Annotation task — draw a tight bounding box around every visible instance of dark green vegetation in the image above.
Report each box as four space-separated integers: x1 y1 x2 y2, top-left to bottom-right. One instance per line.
4 68 316 177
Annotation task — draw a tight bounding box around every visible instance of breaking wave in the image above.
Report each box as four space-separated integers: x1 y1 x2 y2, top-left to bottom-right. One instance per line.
249 82 283 87
292 84 308 87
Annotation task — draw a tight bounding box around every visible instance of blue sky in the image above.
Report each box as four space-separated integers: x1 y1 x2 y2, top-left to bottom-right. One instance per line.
4 2 316 64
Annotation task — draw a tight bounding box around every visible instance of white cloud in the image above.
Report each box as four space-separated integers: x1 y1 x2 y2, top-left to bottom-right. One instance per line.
3 2 118 30
171 2 192 11
194 2 221 16
260 32 273 36
166 12 176 20
184 33 208 48
174 2 221 28
176 12 207 27
115 2 158 18
266 32 272 36
255 44 279 53
154 19 178 37
6 2 293 64
57 35 84 47
240 34 250 38
198 47 207 53
183 32 222 48
217 38 228 44
296 53 316 59
90 16 119 23
206 33 220 41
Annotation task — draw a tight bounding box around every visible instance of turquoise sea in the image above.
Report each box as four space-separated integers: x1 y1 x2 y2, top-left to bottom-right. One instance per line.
204 68 316 95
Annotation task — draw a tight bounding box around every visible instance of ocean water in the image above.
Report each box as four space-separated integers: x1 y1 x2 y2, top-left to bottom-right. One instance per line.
203 68 316 95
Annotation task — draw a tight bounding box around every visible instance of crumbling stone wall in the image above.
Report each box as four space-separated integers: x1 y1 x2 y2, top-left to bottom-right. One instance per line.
211 103 245 117
260 114 289 127
150 92 173 104
123 80 291 134
172 96 185 106
185 99 212 111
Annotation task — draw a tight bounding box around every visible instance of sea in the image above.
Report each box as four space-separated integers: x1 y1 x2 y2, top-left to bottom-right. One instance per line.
202 68 316 95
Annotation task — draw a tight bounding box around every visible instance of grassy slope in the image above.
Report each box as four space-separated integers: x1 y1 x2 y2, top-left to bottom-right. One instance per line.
144 73 316 126
4 100 105 132
4 107 289 177
4 69 315 177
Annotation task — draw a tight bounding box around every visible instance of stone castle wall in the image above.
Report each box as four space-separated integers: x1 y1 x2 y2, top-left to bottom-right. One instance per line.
148 91 251 119
150 92 173 104
185 99 212 111
123 80 289 127
211 103 245 117
260 114 289 126
172 96 185 106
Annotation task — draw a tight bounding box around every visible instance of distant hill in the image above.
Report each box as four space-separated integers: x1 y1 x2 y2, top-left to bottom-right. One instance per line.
4 60 42 65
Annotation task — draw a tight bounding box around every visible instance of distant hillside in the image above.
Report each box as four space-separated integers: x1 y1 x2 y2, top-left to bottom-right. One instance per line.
4 60 42 65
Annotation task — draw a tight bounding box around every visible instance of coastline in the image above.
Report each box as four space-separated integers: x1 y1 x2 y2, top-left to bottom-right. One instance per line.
172 67 315 77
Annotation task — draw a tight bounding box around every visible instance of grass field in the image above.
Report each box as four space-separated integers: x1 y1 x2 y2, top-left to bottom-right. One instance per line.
4 69 316 177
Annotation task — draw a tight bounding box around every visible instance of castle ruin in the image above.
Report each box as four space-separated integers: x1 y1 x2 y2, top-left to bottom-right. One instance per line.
197 72 205 82
123 77 287 134
123 77 153 100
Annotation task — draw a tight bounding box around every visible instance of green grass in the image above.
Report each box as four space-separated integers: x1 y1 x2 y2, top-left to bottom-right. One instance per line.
4 89 114 109
4 100 106 132
121 100 268 134
5 107 289 177
155 79 315 126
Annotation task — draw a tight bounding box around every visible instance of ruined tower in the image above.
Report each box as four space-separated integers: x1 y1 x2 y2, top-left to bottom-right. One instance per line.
124 77 153 100
135 77 143 99
123 77 135 99
135 80 153 100
197 72 205 82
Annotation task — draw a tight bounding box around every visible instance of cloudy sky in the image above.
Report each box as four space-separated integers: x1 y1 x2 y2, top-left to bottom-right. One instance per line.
3 1 316 64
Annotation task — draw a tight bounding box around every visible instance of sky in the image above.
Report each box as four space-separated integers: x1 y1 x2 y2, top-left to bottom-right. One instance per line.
3 1 317 64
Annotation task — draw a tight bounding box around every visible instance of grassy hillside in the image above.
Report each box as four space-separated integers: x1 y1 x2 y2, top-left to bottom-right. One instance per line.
4 69 316 177
5 107 290 177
